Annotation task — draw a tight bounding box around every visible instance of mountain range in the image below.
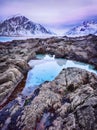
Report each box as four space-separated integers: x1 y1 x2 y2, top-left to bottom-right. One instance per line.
0 14 97 37
0 15 52 36
66 20 97 36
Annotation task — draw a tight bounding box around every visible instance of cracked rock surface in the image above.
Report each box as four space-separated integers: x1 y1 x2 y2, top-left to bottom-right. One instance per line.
0 68 97 130
0 35 97 130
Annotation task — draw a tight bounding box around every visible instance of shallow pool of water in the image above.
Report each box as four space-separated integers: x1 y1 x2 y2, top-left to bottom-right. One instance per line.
0 36 29 42
22 54 97 96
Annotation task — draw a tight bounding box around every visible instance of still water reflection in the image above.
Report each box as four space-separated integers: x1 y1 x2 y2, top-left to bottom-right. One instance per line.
22 54 97 96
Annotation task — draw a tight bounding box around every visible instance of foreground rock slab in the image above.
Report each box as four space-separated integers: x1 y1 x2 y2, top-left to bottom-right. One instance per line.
0 68 97 130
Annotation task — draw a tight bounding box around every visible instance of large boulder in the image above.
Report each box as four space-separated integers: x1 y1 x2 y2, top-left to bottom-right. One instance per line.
0 68 23 105
7 59 30 73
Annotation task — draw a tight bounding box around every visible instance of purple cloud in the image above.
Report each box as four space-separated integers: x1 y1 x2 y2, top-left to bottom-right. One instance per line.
0 0 97 26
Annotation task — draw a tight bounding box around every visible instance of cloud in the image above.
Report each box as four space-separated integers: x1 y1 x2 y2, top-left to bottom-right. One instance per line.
0 0 97 26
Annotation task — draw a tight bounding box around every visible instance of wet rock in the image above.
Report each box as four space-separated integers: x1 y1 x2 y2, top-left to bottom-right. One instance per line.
54 46 65 58
89 58 97 69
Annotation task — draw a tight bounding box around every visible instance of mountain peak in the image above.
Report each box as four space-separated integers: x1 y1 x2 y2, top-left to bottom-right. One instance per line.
0 15 52 36
6 14 27 20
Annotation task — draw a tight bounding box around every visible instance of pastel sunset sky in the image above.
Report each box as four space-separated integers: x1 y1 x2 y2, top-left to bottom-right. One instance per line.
0 0 97 30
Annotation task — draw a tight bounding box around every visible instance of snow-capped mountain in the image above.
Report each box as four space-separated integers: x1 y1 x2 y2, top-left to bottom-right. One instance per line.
0 15 52 36
66 21 97 36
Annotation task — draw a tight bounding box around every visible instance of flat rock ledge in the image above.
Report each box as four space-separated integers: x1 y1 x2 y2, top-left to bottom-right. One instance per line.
0 67 97 130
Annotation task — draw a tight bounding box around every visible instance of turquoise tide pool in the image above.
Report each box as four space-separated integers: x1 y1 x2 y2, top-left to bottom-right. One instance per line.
22 55 97 96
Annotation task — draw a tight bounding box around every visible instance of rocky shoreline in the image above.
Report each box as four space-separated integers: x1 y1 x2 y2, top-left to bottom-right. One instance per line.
0 34 97 130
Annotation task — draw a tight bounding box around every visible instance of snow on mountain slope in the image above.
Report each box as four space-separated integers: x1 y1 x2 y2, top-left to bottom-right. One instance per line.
0 15 52 36
66 21 97 36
